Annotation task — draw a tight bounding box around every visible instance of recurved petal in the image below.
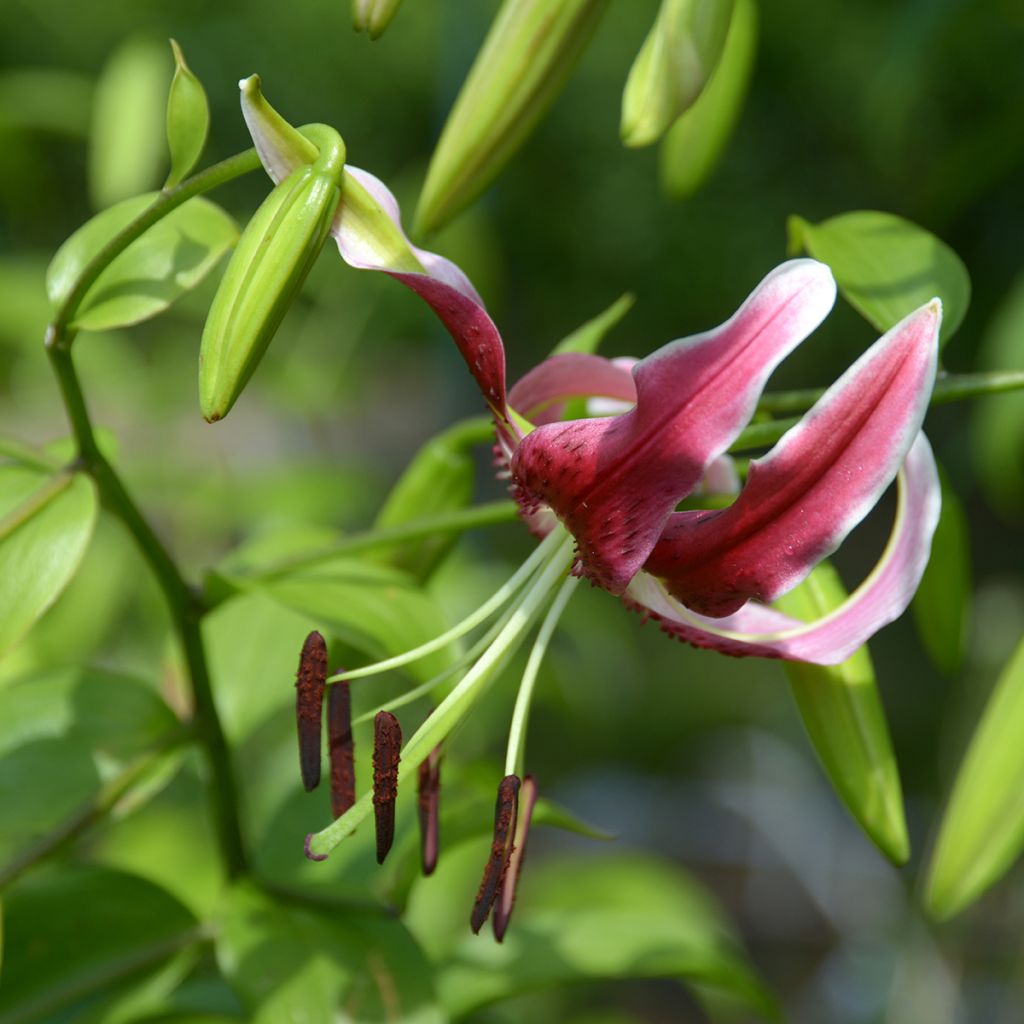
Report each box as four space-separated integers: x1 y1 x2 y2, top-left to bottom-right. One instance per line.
645 300 941 616
239 77 510 425
508 352 637 423
627 432 941 664
511 259 836 594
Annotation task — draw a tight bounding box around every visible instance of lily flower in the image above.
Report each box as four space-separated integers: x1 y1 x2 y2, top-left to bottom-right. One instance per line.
238 81 941 895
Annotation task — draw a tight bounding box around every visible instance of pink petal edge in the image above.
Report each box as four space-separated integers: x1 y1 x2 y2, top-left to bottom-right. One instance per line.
626 432 941 665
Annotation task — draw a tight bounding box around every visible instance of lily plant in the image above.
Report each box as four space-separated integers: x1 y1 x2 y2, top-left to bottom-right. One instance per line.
232 78 941 928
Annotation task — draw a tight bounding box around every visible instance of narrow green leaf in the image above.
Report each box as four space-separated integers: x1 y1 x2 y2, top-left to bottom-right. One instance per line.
373 419 486 580
532 796 617 840
46 192 238 331
774 563 909 865
164 40 210 189
621 0 735 148
912 464 971 675
925 637 1024 920
0 867 198 1023
787 210 970 347
89 37 168 209
415 0 609 234
972 271 1024 520
551 292 635 356
0 466 97 660
660 0 756 198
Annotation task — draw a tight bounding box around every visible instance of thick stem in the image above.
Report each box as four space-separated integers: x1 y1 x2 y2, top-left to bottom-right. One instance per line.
45 338 248 877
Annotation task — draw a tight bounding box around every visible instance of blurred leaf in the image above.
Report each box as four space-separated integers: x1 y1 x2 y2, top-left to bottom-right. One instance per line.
972 271 1024 520
0 69 93 137
912 463 971 675
551 292 635 356
925 636 1024 920
415 0 608 234
89 38 168 209
0 665 180 871
46 192 237 331
0 465 97 659
774 562 909 865
427 852 778 1019
372 419 481 579
621 0 735 148
216 881 442 1023
532 796 616 841
164 40 209 189
0 866 198 1023
660 0 756 198
787 210 970 346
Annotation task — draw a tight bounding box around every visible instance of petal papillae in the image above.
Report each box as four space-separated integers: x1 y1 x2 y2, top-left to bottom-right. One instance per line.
644 301 941 616
511 260 837 593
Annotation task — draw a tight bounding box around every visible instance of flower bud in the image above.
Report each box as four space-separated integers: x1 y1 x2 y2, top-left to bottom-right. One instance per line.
198 122 345 422
352 0 404 39
621 0 735 149
415 0 608 235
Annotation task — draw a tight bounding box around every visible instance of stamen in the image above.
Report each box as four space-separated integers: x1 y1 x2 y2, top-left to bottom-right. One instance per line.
471 774 520 933
493 774 538 942
327 528 565 686
295 630 327 791
417 744 443 875
328 675 355 818
372 711 402 864
505 575 579 777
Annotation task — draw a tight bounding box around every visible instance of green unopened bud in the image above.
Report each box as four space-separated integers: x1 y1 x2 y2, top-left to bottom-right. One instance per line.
415 0 608 235
198 124 345 422
352 0 404 39
621 0 735 149
164 39 209 188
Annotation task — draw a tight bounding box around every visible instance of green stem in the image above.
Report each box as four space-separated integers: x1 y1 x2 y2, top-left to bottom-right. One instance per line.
45 338 248 878
757 370 1024 416
50 147 261 339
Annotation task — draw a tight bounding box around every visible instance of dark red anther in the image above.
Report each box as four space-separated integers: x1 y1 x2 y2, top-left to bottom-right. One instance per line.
295 630 327 792
417 745 443 876
327 676 355 818
372 711 402 864
470 774 520 934
493 775 538 942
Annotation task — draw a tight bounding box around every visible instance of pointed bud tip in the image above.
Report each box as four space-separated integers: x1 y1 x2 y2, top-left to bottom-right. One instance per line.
239 74 260 95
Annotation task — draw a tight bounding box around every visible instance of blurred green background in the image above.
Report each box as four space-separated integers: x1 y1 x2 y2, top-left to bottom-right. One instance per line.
2 1 1024 1021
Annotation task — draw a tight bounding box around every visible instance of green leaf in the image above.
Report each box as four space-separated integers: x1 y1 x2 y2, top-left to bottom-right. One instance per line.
925 636 1024 920
660 0 757 198
89 38 168 209
0 666 180 872
912 463 971 675
164 40 209 189
787 210 970 347
774 563 909 865
621 0 735 148
0 466 97 659
972 271 1024 520
531 796 617 840
551 292 635 356
0 866 198 1023
46 192 237 332
0 69 93 137
373 420 481 579
216 881 442 1024
412 849 778 1019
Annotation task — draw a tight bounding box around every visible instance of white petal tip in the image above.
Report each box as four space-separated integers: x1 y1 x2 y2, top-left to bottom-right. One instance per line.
239 74 260 94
